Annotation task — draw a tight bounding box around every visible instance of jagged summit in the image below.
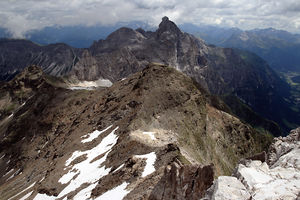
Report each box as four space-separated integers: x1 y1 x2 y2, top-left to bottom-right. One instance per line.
0 16 298 134
156 16 182 39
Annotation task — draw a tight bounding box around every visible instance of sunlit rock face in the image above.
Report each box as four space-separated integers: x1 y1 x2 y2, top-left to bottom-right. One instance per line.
203 127 300 200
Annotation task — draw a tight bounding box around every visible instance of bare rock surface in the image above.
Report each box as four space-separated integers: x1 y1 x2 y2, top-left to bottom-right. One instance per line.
149 163 214 200
203 128 300 200
0 64 270 200
203 176 250 200
0 17 295 135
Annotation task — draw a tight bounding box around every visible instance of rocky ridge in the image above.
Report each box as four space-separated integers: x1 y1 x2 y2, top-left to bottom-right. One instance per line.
0 17 298 134
0 64 271 199
203 127 300 200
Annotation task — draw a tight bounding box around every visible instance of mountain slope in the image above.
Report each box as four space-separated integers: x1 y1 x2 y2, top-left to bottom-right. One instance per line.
183 25 300 73
0 39 81 81
0 17 298 134
72 17 296 134
0 64 271 199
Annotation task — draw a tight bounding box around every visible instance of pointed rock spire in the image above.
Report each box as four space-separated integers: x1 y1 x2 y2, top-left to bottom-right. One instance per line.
156 16 182 39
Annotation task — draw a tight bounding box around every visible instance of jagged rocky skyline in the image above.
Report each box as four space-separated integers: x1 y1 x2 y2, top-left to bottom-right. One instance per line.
1 0 300 38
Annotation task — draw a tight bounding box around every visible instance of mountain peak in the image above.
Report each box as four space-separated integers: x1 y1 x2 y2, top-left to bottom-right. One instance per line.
162 16 169 22
157 16 182 39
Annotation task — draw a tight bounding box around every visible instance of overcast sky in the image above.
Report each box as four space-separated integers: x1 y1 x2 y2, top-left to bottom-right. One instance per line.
1 0 300 37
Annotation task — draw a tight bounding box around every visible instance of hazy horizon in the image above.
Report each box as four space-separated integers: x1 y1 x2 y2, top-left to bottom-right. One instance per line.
1 0 300 38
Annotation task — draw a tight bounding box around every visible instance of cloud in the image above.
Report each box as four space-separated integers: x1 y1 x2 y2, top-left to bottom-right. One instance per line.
0 0 300 38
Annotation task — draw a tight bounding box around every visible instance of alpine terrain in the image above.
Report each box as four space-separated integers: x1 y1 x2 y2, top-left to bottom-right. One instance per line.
0 17 299 200
0 17 299 134
0 64 273 199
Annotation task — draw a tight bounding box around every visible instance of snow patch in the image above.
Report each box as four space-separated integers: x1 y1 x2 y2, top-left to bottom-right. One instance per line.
19 191 33 200
34 193 56 200
94 182 130 200
7 169 21 181
3 168 14 177
135 152 157 177
8 181 36 200
39 176 45 183
0 154 5 159
73 182 98 200
59 170 78 184
69 78 112 90
113 164 124 172
57 126 119 198
81 125 113 143
41 141 48 149
69 86 95 90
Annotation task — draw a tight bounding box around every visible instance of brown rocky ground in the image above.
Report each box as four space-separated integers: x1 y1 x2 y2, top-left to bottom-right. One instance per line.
0 64 272 199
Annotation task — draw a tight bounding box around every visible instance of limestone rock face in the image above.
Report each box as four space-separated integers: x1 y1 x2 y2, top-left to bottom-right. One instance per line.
203 128 300 200
203 176 250 200
268 127 300 166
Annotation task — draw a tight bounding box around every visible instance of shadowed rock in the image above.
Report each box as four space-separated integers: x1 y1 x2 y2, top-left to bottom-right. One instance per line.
149 163 214 200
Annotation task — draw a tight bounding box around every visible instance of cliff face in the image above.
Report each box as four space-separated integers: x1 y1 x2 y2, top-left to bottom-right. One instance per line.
73 17 294 134
0 64 270 199
0 39 81 81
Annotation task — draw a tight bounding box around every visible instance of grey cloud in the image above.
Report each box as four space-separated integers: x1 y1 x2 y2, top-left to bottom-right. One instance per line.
0 0 299 38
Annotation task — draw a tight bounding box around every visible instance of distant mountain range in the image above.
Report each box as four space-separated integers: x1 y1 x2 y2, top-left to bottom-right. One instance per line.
0 21 155 48
1 17 300 200
179 23 300 73
2 21 300 74
1 17 299 135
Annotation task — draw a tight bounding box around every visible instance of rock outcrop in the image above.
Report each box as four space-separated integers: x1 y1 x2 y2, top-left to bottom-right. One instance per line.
203 127 300 200
149 163 214 200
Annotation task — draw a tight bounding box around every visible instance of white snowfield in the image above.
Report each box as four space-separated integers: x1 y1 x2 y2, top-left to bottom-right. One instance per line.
81 125 113 143
69 78 112 90
33 125 125 200
135 152 157 177
94 182 130 200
